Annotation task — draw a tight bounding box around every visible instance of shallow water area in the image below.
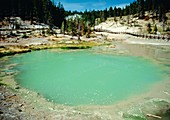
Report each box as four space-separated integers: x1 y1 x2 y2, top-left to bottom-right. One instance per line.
9 49 166 106
1 42 170 119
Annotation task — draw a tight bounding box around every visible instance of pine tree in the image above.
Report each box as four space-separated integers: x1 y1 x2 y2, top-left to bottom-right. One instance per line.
0 0 65 28
114 7 117 17
137 0 145 18
104 8 108 21
153 24 158 34
109 7 113 17
147 23 152 33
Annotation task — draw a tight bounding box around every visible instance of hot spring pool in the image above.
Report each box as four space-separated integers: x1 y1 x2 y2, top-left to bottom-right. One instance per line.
10 50 165 106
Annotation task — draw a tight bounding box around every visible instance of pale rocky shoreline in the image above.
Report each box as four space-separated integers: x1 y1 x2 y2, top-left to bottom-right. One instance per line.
0 32 170 120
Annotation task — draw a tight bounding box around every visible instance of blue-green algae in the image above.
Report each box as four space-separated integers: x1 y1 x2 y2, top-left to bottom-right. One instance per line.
10 50 164 106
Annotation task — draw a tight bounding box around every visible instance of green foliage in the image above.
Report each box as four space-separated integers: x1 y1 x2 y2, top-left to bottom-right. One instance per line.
166 26 170 32
1 0 170 29
153 25 158 34
109 7 114 17
22 34 29 38
61 21 65 34
147 23 152 33
0 0 65 28
61 46 91 50
137 0 145 18
64 0 170 27
46 29 55 35
0 82 7 86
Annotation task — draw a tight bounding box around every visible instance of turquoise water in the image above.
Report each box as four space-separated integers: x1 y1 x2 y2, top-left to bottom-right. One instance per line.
10 50 164 106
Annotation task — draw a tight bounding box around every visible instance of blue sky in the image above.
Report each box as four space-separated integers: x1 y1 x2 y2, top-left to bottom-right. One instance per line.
54 0 135 11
